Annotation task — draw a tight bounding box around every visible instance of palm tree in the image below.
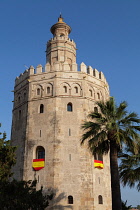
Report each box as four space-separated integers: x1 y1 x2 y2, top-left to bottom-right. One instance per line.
81 97 140 210
122 200 132 210
119 144 140 191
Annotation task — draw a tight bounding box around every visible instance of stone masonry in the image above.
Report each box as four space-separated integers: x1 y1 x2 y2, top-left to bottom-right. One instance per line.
11 15 112 209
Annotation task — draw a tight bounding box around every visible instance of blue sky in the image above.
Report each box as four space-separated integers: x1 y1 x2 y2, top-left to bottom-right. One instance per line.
0 0 140 206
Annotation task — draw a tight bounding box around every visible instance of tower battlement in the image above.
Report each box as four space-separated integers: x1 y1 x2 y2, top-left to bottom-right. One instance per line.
15 62 108 89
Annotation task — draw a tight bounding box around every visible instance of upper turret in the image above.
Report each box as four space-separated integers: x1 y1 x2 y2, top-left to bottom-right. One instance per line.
50 14 71 38
46 15 76 69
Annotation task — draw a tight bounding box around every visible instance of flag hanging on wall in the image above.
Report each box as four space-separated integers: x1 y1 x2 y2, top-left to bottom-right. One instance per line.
94 160 104 169
32 159 45 171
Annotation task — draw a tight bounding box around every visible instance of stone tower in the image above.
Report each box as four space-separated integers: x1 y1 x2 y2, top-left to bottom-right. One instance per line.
11 16 112 210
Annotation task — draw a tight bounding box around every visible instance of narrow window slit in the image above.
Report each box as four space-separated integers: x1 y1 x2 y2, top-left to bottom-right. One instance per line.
69 129 71 136
69 154 71 161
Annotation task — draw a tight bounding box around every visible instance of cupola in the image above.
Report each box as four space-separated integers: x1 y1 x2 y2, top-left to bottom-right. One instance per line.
46 15 76 69
50 14 71 39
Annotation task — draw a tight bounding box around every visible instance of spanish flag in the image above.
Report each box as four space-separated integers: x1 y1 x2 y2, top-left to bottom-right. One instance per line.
94 160 104 169
32 159 45 171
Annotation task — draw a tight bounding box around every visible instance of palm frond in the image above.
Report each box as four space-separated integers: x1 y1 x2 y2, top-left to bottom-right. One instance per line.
116 101 128 120
89 139 110 155
119 146 140 191
120 112 140 125
81 97 140 192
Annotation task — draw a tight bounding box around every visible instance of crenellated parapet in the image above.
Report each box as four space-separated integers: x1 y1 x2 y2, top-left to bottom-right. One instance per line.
15 62 109 91
80 62 108 84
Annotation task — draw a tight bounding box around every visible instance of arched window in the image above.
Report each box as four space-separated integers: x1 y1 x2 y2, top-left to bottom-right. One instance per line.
36 146 45 159
47 87 50 94
98 195 103 204
75 87 78 93
94 107 98 113
68 195 73 204
94 153 103 162
97 93 100 99
89 89 92 97
64 86 67 93
60 33 64 37
40 104 44 113
67 103 72 112
37 88 40 95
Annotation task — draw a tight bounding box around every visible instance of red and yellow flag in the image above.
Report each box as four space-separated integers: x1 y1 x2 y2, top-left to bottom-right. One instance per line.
94 160 104 169
32 159 45 171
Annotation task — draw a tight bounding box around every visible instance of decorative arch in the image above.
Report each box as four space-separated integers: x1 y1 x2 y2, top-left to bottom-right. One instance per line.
88 85 95 98
37 88 41 95
71 83 81 96
89 89 93 97
97 90 103 100
64 85 67 93
67 58 72 68
46 83 53 96
60 82 71 95
74 86 78 93
97 92 100 100
100 91 103 100
35 85 43 97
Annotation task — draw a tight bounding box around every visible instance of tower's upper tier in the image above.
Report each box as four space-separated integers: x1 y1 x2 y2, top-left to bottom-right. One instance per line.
46 15 76 67
50 15 71 37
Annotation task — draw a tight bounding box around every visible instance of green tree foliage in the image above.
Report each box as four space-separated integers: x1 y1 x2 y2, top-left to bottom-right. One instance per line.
0 124 16 181
119 144 140 191
0 124 70 209
81 97 140 210
0 180 53 210
0 124 53 209
137 205 140 210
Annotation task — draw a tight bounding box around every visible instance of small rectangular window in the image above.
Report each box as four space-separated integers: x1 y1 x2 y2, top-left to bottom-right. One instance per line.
69 154 71 161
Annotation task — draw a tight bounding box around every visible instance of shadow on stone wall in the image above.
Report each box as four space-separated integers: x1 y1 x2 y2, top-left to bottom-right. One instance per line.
44 188 73 210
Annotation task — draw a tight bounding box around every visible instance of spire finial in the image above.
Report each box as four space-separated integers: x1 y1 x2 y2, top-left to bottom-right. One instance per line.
58 13 64 22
